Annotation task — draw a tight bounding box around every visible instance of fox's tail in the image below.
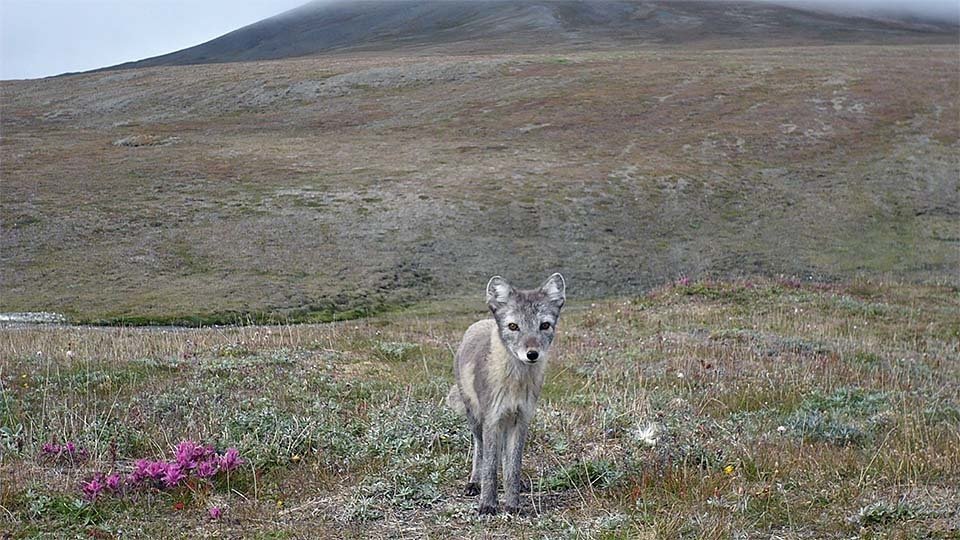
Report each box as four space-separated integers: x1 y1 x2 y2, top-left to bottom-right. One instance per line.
445 385 466 415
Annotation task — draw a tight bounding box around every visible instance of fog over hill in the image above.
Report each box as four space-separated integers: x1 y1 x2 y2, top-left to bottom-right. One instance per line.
105 0 958 71
770 0 958 25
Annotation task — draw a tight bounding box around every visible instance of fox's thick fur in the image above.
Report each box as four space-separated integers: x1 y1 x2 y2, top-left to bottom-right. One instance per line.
447 273 565 515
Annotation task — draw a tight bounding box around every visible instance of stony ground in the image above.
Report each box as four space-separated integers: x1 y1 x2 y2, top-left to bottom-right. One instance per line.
3 45 958 323
2 278 958 538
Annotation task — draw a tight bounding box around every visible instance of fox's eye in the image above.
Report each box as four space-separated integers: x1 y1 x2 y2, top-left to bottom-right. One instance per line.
540 322 551 330
507 323 519 332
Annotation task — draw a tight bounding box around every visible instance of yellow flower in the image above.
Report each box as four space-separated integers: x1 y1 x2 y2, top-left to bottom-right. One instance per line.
723 465 735 475
276 500 284 509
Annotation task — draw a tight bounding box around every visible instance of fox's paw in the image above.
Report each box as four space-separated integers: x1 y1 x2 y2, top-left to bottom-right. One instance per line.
465 482 480 496
478 504 498 516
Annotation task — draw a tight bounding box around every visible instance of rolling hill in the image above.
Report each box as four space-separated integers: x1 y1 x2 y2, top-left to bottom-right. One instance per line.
1 1 958 323
105 0 959 71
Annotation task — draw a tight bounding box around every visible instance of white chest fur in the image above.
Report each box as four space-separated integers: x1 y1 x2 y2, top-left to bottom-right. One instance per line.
485 324 545 425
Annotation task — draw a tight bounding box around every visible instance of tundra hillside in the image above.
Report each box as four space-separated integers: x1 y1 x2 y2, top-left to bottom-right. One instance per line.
2 279 958 537
2 45 958 323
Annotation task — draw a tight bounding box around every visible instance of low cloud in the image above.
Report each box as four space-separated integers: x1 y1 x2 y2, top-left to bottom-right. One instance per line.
757 0 959 24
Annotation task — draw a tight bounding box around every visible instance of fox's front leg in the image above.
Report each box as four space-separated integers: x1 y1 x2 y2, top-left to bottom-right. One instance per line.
466 424 482 496
478 422 501 515
502 420 529 514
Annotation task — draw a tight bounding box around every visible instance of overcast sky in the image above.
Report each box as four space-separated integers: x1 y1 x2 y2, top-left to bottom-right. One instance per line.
2 0 957 80
1 0 306 80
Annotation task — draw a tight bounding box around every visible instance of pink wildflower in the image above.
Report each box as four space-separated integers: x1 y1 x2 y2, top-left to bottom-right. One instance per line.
677 276 691 286
200 444 215 458
40 443 63 459
174 440 200 469
218 448 242 472
82 474 105 500
146 460 168 480
105 472 122 492
162 463 185 487
196 456 219 478
40 440 86 462
174 440 214 470
128 458 150 484
208 506 222 520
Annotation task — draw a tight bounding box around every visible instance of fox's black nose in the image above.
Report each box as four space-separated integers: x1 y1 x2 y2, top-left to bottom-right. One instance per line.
526 350 539 361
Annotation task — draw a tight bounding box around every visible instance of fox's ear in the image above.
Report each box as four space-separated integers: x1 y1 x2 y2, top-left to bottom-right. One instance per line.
540 273 566 308
486 276 513 312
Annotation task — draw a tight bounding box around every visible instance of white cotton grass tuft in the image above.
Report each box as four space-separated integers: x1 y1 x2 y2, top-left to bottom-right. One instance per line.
635 423 661 447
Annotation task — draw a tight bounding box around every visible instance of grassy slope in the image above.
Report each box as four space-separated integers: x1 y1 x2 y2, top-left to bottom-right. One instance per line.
2 279 958 538
2 46 958 322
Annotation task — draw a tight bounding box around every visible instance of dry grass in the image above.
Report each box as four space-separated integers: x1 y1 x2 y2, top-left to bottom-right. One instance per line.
2 278 958 538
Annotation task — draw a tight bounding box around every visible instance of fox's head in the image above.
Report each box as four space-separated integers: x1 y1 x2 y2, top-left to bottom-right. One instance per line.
486 273 566 365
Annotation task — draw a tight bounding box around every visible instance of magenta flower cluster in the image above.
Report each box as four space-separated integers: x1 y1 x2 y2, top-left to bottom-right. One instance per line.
81 440 243 500
81 472 122 499
41 441 88 462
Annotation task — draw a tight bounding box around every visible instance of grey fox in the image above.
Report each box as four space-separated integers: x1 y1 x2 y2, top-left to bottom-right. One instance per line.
446 273 566 515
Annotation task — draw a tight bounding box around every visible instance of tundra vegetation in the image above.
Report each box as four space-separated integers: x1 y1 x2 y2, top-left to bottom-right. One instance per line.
2 278 958 537
2 45 958 323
